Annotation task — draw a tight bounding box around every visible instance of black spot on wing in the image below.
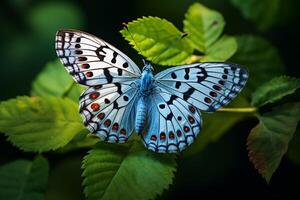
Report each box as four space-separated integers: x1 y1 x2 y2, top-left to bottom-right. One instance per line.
111 52 118 63
96 46 107 61
167 95 178 105
114 83 122 94
113 101 119 109
183 88 195 101
184 68 190 80
175 81 181 89
171 72 177 79
117 68 123 76
123 62 128 68
103 68 113 83
166 113 173 121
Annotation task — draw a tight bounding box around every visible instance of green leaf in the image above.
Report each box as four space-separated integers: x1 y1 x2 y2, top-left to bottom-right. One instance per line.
183 2 225 52
82 141 176 200
231 35 284 96
57 130 99 153
184 95 250 156
201 35 237 62
229 0 280 31
247 102 300 183
0 96 85 152
121 16 193 65
31 60 85 102
287 127 300 166
0 156 49 200
252 76 300 107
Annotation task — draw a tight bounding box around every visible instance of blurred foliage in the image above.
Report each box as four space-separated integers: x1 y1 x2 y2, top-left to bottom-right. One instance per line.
288 127 300 166
0 156 49 200
230 0 280 31
230 35 285 97
0 0 300 200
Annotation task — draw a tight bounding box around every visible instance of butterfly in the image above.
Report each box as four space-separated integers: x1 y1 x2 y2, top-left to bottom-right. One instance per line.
55 29 248 153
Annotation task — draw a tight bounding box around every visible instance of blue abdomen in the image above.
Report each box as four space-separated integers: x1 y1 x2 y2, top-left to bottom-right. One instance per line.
135 97 147 134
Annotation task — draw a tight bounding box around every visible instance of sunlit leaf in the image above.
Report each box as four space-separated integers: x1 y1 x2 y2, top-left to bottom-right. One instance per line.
0 156 49 200
247 102 300 183
252 76 300 107
82 141 176 200
183 2 225 52
201 35 237 62
0 96 84 152
231 35 284 96
31 60 85 102
121 16 193 65
229 0 280 31
57 130 99 153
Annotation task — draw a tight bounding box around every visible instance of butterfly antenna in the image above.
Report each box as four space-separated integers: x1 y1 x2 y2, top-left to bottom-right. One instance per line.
152 32 188 64
122 22 144 57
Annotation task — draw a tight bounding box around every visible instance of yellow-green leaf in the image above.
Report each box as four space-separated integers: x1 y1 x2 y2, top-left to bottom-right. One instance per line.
0 96 84 152
31 60 85 102
201 35 237 62
183 2 225 52
121 16 193 65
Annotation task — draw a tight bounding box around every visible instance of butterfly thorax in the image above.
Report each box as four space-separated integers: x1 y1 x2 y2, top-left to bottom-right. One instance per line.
140 63 154 95
135 63 155 134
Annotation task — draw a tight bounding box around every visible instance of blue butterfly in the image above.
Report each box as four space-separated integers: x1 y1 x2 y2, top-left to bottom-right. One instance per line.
55 29 248 153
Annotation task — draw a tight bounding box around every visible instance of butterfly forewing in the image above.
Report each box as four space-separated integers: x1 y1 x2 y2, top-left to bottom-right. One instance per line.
154 62 248 112
55 29 141 86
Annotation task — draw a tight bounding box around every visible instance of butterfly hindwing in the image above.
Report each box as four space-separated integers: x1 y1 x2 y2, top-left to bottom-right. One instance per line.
55 29 141 86
154 62 248 112
79 81 139 142
142 90 202 153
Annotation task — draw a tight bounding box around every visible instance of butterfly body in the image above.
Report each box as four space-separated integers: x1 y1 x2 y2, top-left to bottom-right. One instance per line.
55 29 249 153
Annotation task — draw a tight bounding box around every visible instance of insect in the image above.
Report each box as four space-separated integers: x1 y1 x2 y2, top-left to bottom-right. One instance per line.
55 29 248 153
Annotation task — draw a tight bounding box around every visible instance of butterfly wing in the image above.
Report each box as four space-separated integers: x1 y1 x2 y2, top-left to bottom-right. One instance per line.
79 81 139 142
55 29 141 86
154 62 248 112
56 29 141 142
142 62 248 152
142 90 202 153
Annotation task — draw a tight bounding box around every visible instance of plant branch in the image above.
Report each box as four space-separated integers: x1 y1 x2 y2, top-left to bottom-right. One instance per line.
217 107 257 113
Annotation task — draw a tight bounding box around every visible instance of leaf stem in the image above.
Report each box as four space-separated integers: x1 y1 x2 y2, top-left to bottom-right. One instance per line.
217 107 257 113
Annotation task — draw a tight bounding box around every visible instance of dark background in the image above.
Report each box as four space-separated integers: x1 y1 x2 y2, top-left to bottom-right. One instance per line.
0 0 299 199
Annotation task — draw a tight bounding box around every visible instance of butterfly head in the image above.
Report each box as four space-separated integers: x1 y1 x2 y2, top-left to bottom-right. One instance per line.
142 59 154 72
